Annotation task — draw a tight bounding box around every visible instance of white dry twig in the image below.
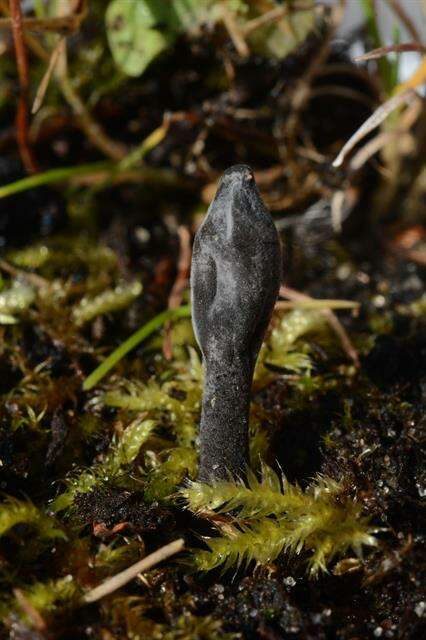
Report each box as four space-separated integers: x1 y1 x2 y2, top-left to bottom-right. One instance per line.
333 89 417 168
32 37 65 114
82 538 184 604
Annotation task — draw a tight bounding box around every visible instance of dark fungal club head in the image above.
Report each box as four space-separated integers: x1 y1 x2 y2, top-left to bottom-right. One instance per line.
191 164 282 481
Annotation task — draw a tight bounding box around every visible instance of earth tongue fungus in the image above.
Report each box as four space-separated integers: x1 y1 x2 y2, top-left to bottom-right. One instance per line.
191 165 282 481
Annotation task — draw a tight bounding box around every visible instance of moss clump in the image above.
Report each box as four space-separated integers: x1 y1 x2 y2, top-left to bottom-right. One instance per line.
51 418 156 512
109 598 240 640
2 576 79 623
73 280 143 325
102 360 202 446
254 309 328 387
0 279 35 324
144 446 198 501
0 497 66 541
183 464 377 575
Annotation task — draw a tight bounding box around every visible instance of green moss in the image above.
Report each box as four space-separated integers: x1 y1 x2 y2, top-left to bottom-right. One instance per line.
183 464 377 576
102 350 202 446
9 236 118 276
6 576 79 623
254 309 328 386
95 540 143 577
0 279 36 324
109 597 239 640
144 447 198 501
73 280 142 325
0 497 66 541
50 418 156 512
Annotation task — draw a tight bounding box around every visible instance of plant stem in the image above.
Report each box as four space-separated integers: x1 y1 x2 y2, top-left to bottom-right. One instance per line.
9 0 38 172
83 305 191 391
57 72 127 161
82 539 184 604
0 161 113 198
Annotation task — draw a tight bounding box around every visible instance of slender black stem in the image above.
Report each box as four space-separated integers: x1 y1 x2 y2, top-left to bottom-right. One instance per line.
198 356 252 481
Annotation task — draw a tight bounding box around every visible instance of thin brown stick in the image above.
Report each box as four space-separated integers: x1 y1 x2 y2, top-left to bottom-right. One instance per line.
53 29 126 161
0 12 85 34
9 0 37 173
242 6 286 35
332 89 417 167
163 226 192 360
330 189 346 233
356 43 426 61
13 588 47 632
275 299 359 310
279 285 360 368
349 131 393 171
221 2 249 58
0 257 49 288
349 97 423 171
82 539 184 604
242 1 321 36
383 0 421 43
32 37 65 114
57 69 126 160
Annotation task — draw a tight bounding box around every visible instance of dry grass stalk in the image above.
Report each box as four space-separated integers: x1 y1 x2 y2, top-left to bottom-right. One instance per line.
279 285 360 367
82 539 185 604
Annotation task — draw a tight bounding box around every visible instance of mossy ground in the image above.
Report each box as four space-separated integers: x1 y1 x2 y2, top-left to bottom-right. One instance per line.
0 212 424 639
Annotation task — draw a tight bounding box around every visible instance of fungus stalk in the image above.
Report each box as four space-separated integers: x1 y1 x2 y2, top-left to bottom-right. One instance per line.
191 165 281 481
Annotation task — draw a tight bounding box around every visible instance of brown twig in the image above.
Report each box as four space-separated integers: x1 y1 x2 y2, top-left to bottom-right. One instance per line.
349 97 423 172
13 588 47 632
0 12 86 34
32 37 65 114
82 539 184 604
242 5 286 35
383 0 421 43
356 43 426 61
163 226 192 360
279 285 360 368
221 2 249 58
57 64 127 160
9 0 38 172
242 2 321 36
0 257 49 288
332 89 418 167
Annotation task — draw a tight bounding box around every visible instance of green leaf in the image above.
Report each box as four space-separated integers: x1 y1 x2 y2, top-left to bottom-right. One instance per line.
247 6 316 60
106 0 174 77
105 1 316 77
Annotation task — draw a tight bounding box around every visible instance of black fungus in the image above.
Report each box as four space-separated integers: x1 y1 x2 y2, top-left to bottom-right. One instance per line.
191 165 282 480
